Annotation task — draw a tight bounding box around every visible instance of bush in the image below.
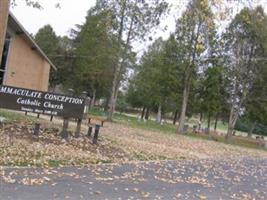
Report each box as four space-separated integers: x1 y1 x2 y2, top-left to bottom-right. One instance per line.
235 118 267 136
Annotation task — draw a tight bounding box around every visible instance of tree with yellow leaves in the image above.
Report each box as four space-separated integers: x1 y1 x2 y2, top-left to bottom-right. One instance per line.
223 6 267 139
173 0 216 134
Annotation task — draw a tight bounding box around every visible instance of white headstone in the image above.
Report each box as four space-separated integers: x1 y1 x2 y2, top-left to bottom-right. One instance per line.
0 117 6 123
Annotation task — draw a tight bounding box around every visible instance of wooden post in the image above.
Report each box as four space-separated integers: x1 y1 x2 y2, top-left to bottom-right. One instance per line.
87 125 93 138
61 118 69 139
61 89 74 139
82 91 88 116
33 123 41 137
75 118 82 138
74 91 87 138
0 0 10 65
93 124 100 144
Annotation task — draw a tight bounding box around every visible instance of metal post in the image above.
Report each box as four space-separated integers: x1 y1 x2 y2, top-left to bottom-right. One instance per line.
93 124 100 144
33 123 41 137
37 113 40 119
50 115 53 122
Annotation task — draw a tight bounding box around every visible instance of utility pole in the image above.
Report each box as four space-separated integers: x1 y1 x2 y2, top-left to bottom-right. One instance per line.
0 0 10 65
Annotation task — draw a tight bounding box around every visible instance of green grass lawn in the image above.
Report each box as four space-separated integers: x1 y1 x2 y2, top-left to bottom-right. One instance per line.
188 118 228 132
0 109 36 122
89 108 266 150
0 108 264 151
89 108 176 134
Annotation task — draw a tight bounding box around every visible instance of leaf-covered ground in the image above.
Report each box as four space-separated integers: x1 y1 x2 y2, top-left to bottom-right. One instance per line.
0 120 133 167
1 114 267 199
0 117 266 167
101 122 267 161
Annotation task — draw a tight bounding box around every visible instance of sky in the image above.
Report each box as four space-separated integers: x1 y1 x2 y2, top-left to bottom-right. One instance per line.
11 0 97 36
10 0 187 54
10 0 267 52
10 0 188 38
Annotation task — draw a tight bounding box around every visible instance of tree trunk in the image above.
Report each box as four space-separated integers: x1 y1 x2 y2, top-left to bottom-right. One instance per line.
104 94 110 112
107 2 136 121
248 122 256 138
226 80 248 140
200 112 203 122
198 112 203 131
226 105 238 140
173 109 179 125
0 0 10 65
214 113 219 132
90 89 96 109
156 103 162 124
141 107 146 120
176 16 201 134
226 109 234 140
207 114 211 134
107 75 118 121
145 108 150 120
109 87 119 117
177 83 190 134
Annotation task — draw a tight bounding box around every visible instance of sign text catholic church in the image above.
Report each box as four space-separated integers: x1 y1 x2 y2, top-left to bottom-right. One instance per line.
0 85 85 119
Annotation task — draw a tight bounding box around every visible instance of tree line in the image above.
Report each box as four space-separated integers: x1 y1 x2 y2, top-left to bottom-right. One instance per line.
33 0 267 138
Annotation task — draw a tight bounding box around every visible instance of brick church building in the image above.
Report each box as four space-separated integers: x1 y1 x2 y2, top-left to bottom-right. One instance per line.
0 13 56 91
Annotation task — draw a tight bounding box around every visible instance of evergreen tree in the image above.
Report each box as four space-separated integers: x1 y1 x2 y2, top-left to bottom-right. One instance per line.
244 60 267 137
201 66 224 133
73 9 118 106
34 25 61 88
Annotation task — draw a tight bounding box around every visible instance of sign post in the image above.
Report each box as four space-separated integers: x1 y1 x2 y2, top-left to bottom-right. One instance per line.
33 122 41 137
87 125 93 138
61 89 74 139
93 124 101 144
75 91 87 138
61 118 69 139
